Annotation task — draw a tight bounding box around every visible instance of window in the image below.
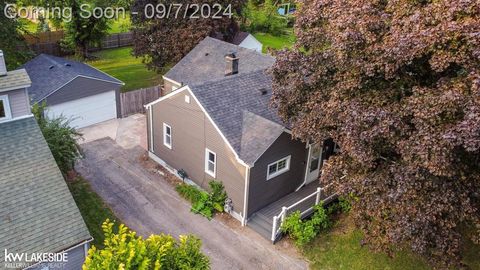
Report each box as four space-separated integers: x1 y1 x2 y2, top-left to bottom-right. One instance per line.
0 95 11 122
267 156 291 180
184 95 190 103
163 123 172 149
205 149 216 177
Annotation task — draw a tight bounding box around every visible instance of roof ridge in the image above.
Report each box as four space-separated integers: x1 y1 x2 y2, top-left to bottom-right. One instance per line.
190 69 269 89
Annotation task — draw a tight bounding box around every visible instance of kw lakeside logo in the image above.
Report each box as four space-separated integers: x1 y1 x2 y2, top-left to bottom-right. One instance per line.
3 249 68 269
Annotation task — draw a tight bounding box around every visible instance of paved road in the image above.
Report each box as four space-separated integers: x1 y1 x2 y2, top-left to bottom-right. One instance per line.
76 138 307 270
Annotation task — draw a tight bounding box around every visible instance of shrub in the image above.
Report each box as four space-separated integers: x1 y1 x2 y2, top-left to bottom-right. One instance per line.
32 102 82 173
175 181 227 219
242 0 287 36
176 183 203 204
83 220 210 269
281 203 331 246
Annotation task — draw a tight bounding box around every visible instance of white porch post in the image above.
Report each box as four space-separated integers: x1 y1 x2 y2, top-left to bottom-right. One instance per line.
315 187 322 205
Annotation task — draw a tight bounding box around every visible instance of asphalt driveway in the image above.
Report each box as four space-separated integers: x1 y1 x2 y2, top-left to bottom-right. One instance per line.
76 138 307 270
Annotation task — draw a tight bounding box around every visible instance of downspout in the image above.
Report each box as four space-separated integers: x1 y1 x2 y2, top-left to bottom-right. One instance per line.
242 165 251 226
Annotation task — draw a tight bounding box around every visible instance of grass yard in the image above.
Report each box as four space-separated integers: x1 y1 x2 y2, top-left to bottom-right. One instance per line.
253 29 295 53
303 215 430 270
67 176 121 248
88 47 161 92
303 215 480 270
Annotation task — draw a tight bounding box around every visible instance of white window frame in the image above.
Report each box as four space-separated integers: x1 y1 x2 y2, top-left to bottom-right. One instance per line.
184 95 190 103
0 95 12 122
266 155 291 180
205 148 217 178
163 123 172 149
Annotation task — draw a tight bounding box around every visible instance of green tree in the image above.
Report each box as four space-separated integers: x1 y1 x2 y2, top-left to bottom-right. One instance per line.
131 0 245 72
32 103 82 173
271 0 480 267
242 0 287 36
0 0 33 69
83 220 210 270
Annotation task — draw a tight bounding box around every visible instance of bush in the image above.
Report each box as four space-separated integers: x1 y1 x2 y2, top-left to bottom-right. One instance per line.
281 204 331 246
32 102 82 173
83 220 210 269
176 181 227 219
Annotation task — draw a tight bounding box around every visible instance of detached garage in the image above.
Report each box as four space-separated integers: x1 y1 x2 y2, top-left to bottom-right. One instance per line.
23 54 124 128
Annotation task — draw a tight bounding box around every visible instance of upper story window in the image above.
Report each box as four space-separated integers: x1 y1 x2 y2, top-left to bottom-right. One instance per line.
205 148 216 178
267 155 291 180
0 95 12 122
163 123 172 149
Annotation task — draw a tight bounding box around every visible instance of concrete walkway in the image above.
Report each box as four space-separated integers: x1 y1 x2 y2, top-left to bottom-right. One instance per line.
76 138 307 270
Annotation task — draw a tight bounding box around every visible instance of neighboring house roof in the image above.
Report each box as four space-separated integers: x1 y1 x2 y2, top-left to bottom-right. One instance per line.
22 54 123 103
164 37 274 86
231 31 251 45
189 70 287 166
0 117 91 265
0 69 31 92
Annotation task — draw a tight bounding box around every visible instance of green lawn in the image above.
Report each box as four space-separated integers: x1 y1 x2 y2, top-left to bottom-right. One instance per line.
88 47 161 92
253 29 295 53
67 176 121 248
304 216 429 270
303 215 480 270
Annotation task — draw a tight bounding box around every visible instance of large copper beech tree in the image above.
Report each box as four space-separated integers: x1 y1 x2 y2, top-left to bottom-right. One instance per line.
271 0 480 267
131 0 244 72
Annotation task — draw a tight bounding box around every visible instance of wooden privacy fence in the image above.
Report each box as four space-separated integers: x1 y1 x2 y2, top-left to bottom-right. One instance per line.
120 86 161 117
23 31 134 56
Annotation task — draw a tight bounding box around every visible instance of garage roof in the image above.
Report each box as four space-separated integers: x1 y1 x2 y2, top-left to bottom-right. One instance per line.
22 54 123 103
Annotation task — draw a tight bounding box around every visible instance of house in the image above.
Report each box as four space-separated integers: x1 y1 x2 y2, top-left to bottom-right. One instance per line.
147 38 336 241
162 37 273 94
22 54 124 128
231 31 263 53
0 50 92 269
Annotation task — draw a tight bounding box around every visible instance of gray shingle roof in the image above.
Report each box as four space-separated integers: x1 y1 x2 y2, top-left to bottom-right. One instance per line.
190 70 286 166
22 54 123 103
0 69 31 92
0 117 91 265
165 37 274 86
231 31 250 45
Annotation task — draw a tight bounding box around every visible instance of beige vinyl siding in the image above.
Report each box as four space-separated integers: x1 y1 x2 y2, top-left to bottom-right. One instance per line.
150 89 246 216
4 88 30 118
163 78 181 96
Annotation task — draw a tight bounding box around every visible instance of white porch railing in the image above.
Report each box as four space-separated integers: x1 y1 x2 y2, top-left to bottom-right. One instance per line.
271 187 323 242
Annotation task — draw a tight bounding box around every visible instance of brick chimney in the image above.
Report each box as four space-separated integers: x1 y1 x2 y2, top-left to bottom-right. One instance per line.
0 50 7 76
225 53 239 76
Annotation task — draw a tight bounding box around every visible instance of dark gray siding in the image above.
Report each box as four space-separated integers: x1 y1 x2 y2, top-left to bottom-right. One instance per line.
3 88 30 118
31 243 87 270
247 133 308 216
43 76 121 117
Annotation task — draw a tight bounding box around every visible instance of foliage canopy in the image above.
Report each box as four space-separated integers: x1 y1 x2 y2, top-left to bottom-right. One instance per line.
271 0 480 267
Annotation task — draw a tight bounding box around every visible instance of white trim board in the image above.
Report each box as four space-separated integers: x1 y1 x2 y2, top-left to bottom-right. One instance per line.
145 85 250 168
162 76 182 86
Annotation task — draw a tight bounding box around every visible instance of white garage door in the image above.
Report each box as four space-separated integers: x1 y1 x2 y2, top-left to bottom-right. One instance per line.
46 90 117 128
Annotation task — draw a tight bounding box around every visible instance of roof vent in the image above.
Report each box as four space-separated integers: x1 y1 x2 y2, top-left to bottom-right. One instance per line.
225 53 239 76
259 88 268 95
49 65 55 70
65 63 71 67
0 50 7 76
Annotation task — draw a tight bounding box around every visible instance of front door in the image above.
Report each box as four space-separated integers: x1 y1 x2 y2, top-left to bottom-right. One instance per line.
306 143 322 184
